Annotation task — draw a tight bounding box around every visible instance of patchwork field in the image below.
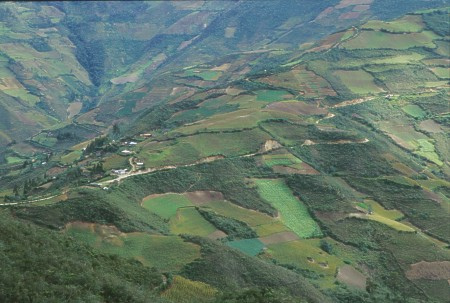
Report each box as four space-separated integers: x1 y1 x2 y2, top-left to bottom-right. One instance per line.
255 90 293 102
362 14 424 33
342 30 439 49
138 129 272 168
264 239 343 288
261 152 303 168
64 222 201 271
142 193 193 219
254 179 322 238
170 207 217 236
334 70 384 94
258 66 336 98
266 101 328 116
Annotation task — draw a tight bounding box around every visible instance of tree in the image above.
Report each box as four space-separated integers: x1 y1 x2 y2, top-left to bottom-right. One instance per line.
320 239 333 254
367 204 373 215
13 185 19 196
113 123 120 136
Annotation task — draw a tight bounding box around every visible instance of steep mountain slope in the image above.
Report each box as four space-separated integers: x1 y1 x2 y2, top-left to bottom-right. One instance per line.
0 3 449 303
0 0 445 153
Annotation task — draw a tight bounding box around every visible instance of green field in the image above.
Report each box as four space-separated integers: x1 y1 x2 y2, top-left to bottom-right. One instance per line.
103 154 130 170
142 194 193 219
226 238 265 256
414 139 443 166
170 207 217 236
262 152 302 168
265 239 343 288
334 70 384 94
350 213 415 232
255 90 292 102
362 15 424 33
402 104 426 118
184 69 222 81
430 67 449 79
139 129 271 167
358 200 404 220
6 156 25 164
254 179 322 238
65 223 201 271
60 150 82 164
343 30 438 50
204 200 275 227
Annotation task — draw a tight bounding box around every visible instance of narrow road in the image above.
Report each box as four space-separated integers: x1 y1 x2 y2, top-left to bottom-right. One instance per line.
0 194 58 206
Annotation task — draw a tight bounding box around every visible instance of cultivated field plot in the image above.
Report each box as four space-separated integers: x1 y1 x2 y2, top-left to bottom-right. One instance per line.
378 121 442 165
170 207 217 237
162 275 217 303
349 200 415 232
254 179 322 238
226 238 265 256
429 67 450 79
254 90 293 102
261 121 310 145
138 129 271 167
258 66 336 98
142 193 193 219
266 101 328 116
168 95 237 124
265 239 343 288
175 107 304 134
401 104 426 119
64 222 201 271
182 68 222 81
337 265 367 290
362 14 424 33
262 152 303 168
102 154 130 170
342 30 439 50
334 70 384 94
419 119 443 133
60 150 82 165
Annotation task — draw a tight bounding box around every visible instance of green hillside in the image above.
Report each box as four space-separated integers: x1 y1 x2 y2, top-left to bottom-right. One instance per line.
0 2 449 303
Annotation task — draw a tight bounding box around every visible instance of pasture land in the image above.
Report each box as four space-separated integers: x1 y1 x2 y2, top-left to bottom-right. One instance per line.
65 222 201 271
334 70 384 94
170 207 217 236
402 104 426 118
342 30 438 50
142 193 192 219
362 15 424 33
255 90 293 102
265 239 343 288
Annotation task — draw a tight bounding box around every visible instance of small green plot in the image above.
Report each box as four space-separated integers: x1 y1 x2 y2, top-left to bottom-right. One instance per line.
184 69 222 81
402 104 426 118
334 70 384 95
254 179 322 238
142 193 192 219
226 238 265 256
255 90 291 102
170 207 217 236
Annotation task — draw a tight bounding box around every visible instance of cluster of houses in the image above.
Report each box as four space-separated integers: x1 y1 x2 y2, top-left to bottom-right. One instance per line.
111 168 128 175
